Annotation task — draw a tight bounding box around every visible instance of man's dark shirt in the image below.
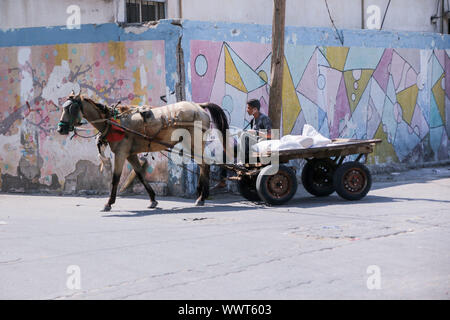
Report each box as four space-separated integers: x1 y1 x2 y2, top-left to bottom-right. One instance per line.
250 113 272 133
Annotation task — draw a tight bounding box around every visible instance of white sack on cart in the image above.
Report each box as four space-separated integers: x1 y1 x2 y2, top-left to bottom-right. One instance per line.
252 124 331 153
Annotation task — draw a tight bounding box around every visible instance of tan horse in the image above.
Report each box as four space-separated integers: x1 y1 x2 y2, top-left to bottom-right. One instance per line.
57 93 229 211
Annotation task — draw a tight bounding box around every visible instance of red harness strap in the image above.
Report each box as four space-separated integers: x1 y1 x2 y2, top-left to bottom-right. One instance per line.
105 119 125 142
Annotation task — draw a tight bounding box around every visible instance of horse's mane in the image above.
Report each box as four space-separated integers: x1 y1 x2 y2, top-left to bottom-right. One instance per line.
82 97 110 113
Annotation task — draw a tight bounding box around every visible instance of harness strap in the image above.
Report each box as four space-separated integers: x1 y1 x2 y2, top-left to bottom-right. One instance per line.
104 119 174 149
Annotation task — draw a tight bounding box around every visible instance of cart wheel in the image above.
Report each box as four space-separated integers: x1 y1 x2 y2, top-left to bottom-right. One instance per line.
256 165 297 205
238 175 260 201
333 161 372 200
301 158 336 197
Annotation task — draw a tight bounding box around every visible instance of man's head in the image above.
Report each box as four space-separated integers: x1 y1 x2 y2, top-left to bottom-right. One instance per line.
246 99 260 116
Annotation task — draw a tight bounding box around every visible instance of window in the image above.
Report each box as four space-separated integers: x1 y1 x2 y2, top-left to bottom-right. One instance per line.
126 0 165 23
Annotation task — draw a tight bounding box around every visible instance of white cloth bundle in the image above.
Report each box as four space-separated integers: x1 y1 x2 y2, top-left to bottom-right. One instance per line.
252 124 331 153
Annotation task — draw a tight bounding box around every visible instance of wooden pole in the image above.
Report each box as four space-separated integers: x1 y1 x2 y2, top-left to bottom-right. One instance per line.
268 0 286 131
361 0 365 29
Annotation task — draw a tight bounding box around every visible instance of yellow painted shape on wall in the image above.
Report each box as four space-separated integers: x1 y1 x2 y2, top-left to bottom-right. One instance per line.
132 69 145 105
108 41 126 69
344 69 373 112
224 46 247 92
258 70 268 83
54 44 68 65
282 58 301 136
367 123 399 164
432 73 445 122
396 84 419 125
326 47 349 71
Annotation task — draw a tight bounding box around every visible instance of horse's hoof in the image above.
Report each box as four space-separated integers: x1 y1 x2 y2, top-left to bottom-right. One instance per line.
148 201 158 209
102 205 111 212
195 199 205 206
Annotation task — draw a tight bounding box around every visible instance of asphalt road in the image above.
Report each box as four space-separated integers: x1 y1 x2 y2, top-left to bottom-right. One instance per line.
0 166 449 300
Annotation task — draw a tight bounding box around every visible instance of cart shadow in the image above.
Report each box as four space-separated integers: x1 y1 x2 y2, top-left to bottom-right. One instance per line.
285 193 450 208
103 204 260 218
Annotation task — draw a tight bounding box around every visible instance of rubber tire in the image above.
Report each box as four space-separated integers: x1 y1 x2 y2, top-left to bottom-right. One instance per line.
301 158 336 197
333 161 372 201
256 165 298 205
238 175 260 201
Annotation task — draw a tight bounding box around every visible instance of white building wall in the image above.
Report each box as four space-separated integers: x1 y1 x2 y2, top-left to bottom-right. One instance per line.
179 0 443 33
0 0 124 29
0 0 445 33
364 0 443 33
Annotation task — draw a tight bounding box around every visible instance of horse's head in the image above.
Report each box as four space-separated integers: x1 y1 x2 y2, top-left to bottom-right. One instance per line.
57 93 83 135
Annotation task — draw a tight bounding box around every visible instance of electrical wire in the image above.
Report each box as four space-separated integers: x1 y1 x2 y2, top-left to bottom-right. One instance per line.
380 0 391 30
324 0 344 45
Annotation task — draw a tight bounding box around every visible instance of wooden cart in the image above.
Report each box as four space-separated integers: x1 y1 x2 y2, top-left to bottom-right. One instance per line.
224 138 382 205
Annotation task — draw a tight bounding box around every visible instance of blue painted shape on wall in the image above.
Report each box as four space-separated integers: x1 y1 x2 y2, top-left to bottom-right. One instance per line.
393 121 420 161
224 44 266 92
429 94 444 128
344 47 385 71
284 45 316 88
430 126 444 155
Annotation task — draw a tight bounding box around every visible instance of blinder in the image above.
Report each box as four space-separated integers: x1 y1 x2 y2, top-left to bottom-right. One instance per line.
57 98 83 135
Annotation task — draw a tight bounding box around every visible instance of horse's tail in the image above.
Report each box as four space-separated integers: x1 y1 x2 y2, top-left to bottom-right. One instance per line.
200 102 229 165
200 102 229 138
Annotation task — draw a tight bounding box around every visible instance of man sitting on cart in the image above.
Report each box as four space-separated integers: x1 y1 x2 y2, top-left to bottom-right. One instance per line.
245 98 272 140
213 99 273 189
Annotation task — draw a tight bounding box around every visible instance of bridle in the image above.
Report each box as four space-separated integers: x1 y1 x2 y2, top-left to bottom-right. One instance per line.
57 97 112 139
57 97 84 135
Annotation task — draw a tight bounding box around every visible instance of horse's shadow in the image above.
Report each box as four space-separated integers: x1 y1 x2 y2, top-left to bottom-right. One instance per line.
102 204 261 218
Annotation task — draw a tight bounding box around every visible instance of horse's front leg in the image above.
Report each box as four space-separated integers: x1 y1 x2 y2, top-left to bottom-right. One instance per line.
195 163 210 206
127 154 158 209
103 153 127 212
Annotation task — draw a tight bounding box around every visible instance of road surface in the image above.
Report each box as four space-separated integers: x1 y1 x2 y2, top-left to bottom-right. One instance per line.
0 166 449 299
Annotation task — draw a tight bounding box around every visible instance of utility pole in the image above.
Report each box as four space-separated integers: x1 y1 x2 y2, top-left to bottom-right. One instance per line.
268 0 286 131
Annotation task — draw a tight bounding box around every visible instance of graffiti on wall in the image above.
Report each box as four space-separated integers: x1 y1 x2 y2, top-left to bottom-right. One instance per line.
0 40 167 192
190 40 449 164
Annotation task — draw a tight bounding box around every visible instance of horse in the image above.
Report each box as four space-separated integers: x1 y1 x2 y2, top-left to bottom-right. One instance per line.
57 93 229 211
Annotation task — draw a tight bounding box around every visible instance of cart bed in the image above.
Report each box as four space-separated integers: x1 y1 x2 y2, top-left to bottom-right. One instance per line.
252 138 382 163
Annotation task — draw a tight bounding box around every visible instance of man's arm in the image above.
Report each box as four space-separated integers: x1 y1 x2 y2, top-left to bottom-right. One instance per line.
262 116 272 139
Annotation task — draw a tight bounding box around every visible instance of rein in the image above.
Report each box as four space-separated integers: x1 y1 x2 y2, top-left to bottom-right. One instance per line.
70 126 101 140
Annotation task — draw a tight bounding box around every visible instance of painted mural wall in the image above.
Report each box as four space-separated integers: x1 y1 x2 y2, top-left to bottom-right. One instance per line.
188 34 449 166
0 20 449 195
0 27 174 193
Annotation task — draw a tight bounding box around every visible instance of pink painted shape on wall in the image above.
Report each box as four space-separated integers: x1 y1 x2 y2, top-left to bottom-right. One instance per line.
434 49 446 71
330 75 351 139
410 103 429 140
209 46 226 105
227 42 271 70
296 49 318 106
191 40 223 103
405 67 418 89
390 51 407 92
373 48 393 93
319 65 341 109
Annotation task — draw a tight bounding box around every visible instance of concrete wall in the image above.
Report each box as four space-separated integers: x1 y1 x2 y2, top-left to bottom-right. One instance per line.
0 19 449 195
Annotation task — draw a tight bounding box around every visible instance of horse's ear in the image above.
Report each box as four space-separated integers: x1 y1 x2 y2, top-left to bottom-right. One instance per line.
70 84 81 99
